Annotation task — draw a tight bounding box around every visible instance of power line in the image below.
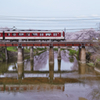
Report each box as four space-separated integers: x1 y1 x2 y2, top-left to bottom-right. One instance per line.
0 17 100 21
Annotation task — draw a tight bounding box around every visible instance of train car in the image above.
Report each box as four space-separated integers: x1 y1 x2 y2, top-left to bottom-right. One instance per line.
4 30 65 41
0 31 3 40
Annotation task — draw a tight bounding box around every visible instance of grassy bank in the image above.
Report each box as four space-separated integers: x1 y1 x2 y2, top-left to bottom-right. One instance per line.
7 47 46 56
0 47 5 61
7 47 17 52
53 48 66 51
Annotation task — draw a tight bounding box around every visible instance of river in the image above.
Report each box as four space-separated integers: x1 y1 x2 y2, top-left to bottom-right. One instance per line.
0 50 100 100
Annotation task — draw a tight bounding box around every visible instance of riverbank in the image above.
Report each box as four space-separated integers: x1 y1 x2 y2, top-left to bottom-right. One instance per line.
0 47 47 61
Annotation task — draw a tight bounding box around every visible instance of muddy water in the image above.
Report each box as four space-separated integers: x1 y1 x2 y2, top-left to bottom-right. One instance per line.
0 50 100 100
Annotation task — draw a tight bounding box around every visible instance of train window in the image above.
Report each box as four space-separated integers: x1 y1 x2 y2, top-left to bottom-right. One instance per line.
46 33 51 36
26 33 30 36
18 33 24 36
7 33 10 36
32 33 37 36
12 33 16 36
53 33 57 36
40 33 44 36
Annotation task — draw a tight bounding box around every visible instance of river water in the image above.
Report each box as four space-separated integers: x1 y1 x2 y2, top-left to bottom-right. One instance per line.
0 50 100 100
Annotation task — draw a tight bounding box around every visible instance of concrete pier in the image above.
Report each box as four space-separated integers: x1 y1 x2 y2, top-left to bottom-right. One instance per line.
30 60 34 71
30 47 33 60
22 47 24 60
49 63 54 83
17 62 24 79
78 62 86 74
57 46 61 60
17 46 23 64
49 45 54 83
80 46 86 63
49 45 54 64
5 46 8 60
58 59 61 72
78 46 81 60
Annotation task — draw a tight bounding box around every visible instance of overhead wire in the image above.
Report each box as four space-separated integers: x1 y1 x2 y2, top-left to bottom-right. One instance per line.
0 15 99 31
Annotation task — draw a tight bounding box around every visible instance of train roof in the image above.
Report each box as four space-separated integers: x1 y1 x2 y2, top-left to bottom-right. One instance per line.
4 30 64 33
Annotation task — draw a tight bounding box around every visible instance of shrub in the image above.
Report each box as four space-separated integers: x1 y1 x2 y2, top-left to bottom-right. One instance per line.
69 49 76 56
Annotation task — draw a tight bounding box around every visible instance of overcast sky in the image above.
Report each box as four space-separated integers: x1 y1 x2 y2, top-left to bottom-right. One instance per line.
0 0 100 18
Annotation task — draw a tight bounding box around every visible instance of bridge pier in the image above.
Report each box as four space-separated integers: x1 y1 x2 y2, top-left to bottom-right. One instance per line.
78 46 81 60
30 59 34 71
30 47 34 60
79 46 86 63
79 62 86 74
49 45 54 64
49 62 54 83
17 46 24 64
22 47 24 60
58 58 61 72
57 46 61 60
49 45 54 83
17 46 24 79
18 62 24 79
5 46 8 60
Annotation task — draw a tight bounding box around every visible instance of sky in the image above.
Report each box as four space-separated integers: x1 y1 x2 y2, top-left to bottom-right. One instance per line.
0 0 100 31
0 0 100 18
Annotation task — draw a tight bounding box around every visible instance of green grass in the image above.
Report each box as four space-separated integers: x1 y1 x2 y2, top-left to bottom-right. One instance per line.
53 48 65 51
97 58 100 62
0 58 3 61
61 48 65 50
24 48 30 53
7 47 17 52
54 48 58 51
87 62 95 67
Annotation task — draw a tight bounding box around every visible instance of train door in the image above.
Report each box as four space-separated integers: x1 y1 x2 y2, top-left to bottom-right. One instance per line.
61 32 63 37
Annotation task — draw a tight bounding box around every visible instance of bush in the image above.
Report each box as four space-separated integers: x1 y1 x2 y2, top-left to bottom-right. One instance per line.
69 49 77 56
54 48 58 51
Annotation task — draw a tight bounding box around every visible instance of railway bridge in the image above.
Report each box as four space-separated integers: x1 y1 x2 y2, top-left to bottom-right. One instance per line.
0 40 98 70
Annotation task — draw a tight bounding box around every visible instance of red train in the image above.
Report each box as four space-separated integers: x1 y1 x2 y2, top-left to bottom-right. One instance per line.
0 30 65 41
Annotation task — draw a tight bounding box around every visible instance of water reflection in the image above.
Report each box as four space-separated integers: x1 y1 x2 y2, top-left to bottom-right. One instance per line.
88 86 100 100
0 50 100 100
49 63 54 83
17 62 24 79
69 57 74 62
58 59 61 72
23 51 78 71
79 62 86 74
30 60 34 71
